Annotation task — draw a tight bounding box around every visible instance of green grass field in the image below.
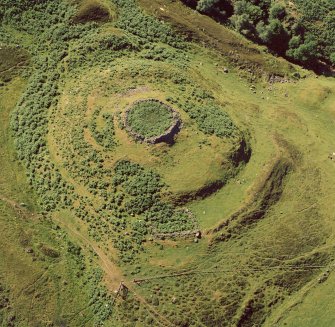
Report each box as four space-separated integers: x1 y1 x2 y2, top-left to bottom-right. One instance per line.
0 0 335 326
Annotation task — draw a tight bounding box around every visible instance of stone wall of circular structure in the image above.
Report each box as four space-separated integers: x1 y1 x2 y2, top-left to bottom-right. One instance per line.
124 99 182 144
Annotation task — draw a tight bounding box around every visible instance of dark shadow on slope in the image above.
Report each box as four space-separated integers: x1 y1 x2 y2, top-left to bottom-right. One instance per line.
168 135 252 205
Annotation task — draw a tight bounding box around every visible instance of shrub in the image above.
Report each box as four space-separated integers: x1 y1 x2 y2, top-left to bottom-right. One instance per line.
330 52 335 66
196 0 219 14
269 3 286 20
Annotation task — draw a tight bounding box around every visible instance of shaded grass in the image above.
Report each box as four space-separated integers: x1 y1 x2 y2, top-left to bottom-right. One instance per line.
71 0 115 24
0 46 29 85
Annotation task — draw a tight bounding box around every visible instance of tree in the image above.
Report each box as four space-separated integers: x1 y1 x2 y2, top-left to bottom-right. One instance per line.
256 19 289 54
234 0 263 23
196 0 219 13
330 53 335 66
269 3 286 20
286 34 319 64
230 13 254 37
196 0 232 20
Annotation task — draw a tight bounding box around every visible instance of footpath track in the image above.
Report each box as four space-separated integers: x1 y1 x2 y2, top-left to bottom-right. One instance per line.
0 195 174 327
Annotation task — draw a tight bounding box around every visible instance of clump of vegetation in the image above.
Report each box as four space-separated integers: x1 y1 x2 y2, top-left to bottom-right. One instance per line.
184 103 237 138
126 99 175 139
140 44 188 64
89 107 118 149
86 268 114 324
112 160 197 237
114 0 186 48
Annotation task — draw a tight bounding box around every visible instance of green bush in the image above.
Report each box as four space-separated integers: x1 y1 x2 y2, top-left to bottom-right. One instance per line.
90 108 117 149
269 3 286 20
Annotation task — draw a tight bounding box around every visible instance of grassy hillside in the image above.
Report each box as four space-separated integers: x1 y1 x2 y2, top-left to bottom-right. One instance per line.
0 0 335 326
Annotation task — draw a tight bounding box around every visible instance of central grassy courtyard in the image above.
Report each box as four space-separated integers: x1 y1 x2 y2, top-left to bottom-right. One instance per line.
125 99 180 143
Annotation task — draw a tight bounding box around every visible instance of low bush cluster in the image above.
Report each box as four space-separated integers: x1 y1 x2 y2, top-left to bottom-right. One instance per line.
185 104 237 138
90 108 117 149
112 160 197 236
113 0 186 49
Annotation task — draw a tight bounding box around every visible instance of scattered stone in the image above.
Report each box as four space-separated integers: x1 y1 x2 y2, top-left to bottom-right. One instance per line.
25 247 33 254
8 314 15 322
194 238 199 243
223 67 229 73
195 231 202 239
318 273 329 283
328 152 335 161
171 296 177 304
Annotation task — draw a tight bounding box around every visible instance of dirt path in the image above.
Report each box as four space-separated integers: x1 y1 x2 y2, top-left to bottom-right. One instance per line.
0 194 22 209
0 194 34 220
0 60 28 75
52 215 174 327
0 194 173 326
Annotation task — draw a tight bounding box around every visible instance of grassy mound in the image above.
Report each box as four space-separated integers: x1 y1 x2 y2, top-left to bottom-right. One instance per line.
52 59 242 199
72 0 111 24
125 99 175 140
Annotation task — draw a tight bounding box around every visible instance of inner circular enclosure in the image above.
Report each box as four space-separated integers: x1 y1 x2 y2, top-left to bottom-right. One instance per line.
125 99 181 144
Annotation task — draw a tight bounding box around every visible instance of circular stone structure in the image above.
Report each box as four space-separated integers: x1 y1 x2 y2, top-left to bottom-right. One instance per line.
124 99 181 144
